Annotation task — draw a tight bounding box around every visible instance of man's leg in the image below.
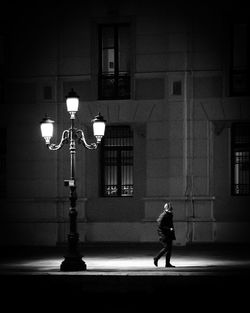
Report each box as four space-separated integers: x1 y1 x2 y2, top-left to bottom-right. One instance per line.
165 240 175 267
154 242 167 266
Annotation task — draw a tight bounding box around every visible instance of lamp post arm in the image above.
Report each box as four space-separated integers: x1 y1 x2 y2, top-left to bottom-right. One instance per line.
76 129 98 150
47 130 70 151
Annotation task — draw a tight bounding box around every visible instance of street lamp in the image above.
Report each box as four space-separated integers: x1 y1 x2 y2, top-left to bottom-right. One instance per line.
40 89 106 271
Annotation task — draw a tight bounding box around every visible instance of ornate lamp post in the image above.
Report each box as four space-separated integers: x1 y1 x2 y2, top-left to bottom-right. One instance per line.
40 89 106 271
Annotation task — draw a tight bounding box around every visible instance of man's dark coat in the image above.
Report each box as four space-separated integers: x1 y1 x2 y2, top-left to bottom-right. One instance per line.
157 211 176 242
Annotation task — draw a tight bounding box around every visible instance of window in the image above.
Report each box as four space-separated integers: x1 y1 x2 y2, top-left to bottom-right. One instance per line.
0 128 6 198
98 24 130 100
230 23 250 96
101 126 133 197
231 123 250 195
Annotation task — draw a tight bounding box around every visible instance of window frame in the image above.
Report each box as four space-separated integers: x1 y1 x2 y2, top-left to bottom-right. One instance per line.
100 125 134 197
229 22 250 97
98 23 131 100
231 123 250 196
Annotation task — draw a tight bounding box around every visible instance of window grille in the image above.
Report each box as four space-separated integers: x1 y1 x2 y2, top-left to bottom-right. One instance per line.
231 123 250 195
98 24 130 100
101 126 133 197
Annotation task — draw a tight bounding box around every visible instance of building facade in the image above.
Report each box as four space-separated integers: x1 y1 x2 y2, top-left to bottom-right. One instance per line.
0 1 250 246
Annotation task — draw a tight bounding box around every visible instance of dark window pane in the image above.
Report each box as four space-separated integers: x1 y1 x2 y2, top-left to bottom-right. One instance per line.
230 23 250 96
233 24 248 68
119 26 130 72
118 74 130 98
100 75 115 99
102 27 114 48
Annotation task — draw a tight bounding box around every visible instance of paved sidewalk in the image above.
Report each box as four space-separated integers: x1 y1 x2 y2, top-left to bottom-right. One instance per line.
0 243 249 312
1 243 250 272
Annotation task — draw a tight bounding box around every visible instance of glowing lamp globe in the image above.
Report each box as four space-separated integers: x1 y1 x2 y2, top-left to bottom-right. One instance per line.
66 89 79 119
92 113 106 143
40 116 54 144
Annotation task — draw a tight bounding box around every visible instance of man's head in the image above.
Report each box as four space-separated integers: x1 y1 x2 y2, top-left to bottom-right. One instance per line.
164 202 173 213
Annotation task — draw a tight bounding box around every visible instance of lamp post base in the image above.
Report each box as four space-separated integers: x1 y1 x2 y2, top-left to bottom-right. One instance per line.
60 256 87 271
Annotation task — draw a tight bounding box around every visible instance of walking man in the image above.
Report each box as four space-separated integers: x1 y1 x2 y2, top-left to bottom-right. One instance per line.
153 202 176 267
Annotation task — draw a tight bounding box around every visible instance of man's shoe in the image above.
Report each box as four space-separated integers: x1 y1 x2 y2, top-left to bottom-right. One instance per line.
153 257 158 267
165 263 175 268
